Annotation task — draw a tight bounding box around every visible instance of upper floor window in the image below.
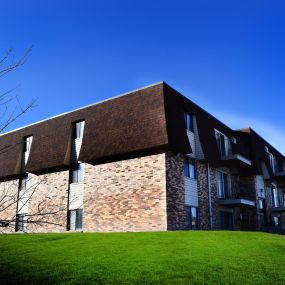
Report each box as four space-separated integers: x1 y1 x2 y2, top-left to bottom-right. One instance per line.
269 152 277 173
70 163 85 184
215 131 230 157
217 170 231 199
184 112 194 132
271 185 279 207
23 136 33 153
19 174 29 192
184 157 196 179
72 120 85 140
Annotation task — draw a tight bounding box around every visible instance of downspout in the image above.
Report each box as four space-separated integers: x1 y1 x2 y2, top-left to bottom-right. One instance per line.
207 163 213 229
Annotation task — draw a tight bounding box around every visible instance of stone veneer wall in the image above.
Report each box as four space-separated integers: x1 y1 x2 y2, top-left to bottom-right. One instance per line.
0 179 19 233
165 152 185 230
196 161 218 230
27 171 69 233
83 153 167 232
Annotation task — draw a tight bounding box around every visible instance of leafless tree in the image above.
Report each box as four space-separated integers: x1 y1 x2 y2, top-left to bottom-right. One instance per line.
0 48 69 233
0 47 36 134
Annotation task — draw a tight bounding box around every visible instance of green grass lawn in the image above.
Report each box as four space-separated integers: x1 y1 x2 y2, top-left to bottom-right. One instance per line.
0 231 284 285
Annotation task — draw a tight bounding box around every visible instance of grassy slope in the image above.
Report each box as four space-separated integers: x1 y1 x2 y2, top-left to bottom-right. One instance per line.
0 231 284 285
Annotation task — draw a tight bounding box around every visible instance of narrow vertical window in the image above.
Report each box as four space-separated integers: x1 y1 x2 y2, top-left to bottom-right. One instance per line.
73 120 85 139
184 157 196 179
16 214 27 232
70 163 85 183
215 131 230 157
271 185 279 207
23 136 33 153
19 174 29 192
217 171 231 199
184 112 194 132
269 153 277 173
191 207 198 229
68 209 83 231
185 206 198 230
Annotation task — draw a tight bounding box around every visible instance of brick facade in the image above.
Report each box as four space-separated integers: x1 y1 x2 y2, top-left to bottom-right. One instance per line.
27 171 69 233
83 153 167 232
0 179 19 233
165 152 186 230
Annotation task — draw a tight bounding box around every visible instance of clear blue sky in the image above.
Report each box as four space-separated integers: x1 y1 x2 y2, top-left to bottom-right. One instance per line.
1 0 285 153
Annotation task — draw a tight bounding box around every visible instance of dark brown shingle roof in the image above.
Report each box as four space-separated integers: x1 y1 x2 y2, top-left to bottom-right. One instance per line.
0 81 284 179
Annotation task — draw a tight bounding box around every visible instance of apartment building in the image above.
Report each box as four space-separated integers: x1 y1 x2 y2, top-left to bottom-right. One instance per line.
0 82 284 233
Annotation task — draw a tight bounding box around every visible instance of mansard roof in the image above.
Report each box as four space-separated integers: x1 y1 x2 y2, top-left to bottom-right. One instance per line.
0 81 284 179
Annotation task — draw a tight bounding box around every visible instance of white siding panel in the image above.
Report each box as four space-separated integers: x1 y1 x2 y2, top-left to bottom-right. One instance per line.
17 190 29 214
185 177 198 207
71 138 83 163
187 130 196 156
69 182 84 210
193 116 205 160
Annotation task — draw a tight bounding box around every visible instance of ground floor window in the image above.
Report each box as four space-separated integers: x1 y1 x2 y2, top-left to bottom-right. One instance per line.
68 209 83 231
16 214 27 232
185 206 198 230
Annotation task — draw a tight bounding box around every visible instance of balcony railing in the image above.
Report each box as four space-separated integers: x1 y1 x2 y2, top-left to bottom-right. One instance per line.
218 186 256 207
216 137 251 166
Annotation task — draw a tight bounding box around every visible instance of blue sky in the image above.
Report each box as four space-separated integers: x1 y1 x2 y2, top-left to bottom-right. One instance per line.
1 0 285 153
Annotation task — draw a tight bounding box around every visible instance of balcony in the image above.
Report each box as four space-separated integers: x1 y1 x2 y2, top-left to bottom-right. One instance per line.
216 137 251 168
271 206 285 213
218 187 256 207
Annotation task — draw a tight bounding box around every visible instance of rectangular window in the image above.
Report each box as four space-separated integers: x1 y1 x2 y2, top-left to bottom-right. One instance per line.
16 214 27 232
19 174 29 192
184 157 196 179
185 206 198 230
72 120 85 139
70 163 85 184
215 131 230 157
217 171 231 199
258 198 266 214
68 209 83 231
283 191 285 207
269 153 277 173
23 136 33 153
184 112 194 132
271 186 279 207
